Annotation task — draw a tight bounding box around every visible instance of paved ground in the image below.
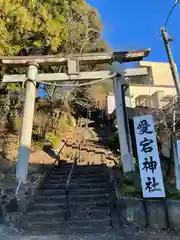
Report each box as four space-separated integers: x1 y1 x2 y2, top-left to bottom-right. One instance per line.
1 224 180 240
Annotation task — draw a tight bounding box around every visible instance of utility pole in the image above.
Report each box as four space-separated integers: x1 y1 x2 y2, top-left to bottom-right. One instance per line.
161 25 180 191
161 27 180 94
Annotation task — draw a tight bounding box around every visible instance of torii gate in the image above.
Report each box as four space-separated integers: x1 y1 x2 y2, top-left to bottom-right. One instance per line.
0 49 150 184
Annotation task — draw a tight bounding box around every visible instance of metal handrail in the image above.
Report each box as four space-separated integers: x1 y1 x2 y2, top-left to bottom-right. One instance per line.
50 137 72 166
64 157 77 221
15 138 71 200
64 139 83 221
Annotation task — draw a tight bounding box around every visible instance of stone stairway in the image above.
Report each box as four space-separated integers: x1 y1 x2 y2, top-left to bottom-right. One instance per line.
64 164 112 234
17 163 116 235
17 163 72 234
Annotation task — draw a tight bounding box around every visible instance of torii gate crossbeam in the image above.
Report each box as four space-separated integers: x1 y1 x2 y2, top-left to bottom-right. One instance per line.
0 49 151 183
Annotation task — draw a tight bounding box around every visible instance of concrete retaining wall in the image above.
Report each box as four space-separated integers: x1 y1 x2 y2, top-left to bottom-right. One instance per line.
116 195 180 230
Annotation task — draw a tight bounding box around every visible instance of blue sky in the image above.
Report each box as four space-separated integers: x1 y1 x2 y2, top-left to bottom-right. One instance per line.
87 0 180 69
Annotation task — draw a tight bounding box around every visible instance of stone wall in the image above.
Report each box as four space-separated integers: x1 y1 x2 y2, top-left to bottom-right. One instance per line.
3 134 19 161
116 195 180 230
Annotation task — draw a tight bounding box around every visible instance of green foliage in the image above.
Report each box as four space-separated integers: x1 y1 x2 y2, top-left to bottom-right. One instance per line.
45 132 60 149
32 139 44 149
33 109 53 139
87 79 113 108
0 0 107 56
0 0 111 154
7 84 21 92
57 113 76 135
115 156 122 168
105 131 119 151
166 184 180 200
120 179 142 198
67 114 76 128
14 115 21 132
32 108 76 148
43 113 76 148
58 115 70 134
0 0 65 55
120 185 137 197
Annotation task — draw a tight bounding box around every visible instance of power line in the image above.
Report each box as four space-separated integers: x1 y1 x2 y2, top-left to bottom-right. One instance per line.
165 0 180 29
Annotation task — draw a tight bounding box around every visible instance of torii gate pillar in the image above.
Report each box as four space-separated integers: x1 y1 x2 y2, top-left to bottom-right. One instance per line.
16 62 38 183
112 63 134 172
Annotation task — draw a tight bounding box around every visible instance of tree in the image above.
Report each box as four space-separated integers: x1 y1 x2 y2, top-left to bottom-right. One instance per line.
37 0 112 115
0 0 106 56
0 0 112 146
0 0 66 55
87 80 113 109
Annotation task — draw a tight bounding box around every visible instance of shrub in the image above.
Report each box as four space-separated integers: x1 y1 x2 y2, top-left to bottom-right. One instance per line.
58 115 69 134
15 115 21 132
67 114 76 128
57 113 76 135
33 111 52 139
45 132 60 149
32 139 44 149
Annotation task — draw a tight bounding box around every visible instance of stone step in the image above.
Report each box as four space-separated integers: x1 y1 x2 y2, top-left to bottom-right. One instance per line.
21 219 112 234
54 164 73 168
48 178 107 184
22 212 65 222
49 175 68 180
73 171 107 175
51 170 71 175
40 189 65 196
25 209 65 217
53 166 72 169
24 208 109 222
53 165 107 172
69 183 109 190
33 202 109 212
50 173 107 179
47 174 108 181
35 198 109 206
51 171 107 177
22 214 110 226
35 195 66 203
41 188 108 196
67 218 111 227
34 200 109 211
42 184 66 190
43 182 108 190
51 174 108 179
69 202 109 210
26 207 110 219
54 164 73 167
52 167 73 172
66 224 112 234
70 194 109 202
35 193 109 203
19 221 66 234
33 202 66 211
70 208 110 219
21 224 112 235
